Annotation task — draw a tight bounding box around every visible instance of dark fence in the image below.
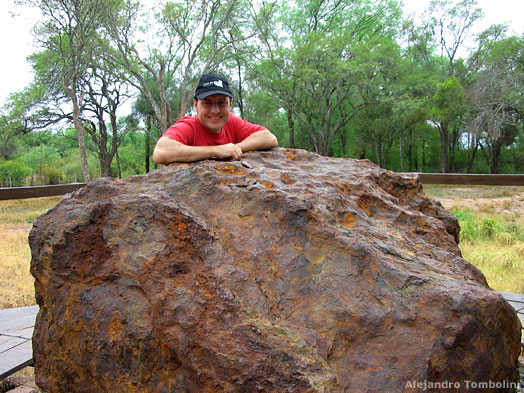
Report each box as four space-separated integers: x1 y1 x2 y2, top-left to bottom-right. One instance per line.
414 173 524 186
0 183 87 201
1 173 524 201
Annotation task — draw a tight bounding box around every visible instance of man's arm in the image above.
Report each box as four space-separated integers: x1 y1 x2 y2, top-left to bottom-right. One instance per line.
153 137 243 164
153 129 278 164
236 129 278 153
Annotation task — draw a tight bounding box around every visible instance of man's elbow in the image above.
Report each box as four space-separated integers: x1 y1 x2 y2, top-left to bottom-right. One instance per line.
265 130 279 148
152 148 169 165
270 134 279 148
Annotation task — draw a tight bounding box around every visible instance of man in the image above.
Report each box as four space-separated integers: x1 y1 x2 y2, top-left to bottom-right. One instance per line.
153 73 278 164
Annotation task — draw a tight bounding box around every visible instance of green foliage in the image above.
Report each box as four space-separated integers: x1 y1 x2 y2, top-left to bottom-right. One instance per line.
2 0 523 180
430 76 466 122
0 161 32 187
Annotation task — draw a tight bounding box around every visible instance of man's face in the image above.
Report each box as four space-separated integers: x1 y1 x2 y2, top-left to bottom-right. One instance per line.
194 94 233 134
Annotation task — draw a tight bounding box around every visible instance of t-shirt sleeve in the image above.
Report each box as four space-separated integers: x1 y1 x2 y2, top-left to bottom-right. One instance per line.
230 115 267 143
161 117 194 145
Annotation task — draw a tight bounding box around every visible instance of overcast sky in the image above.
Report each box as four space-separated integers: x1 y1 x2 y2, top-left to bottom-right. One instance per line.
1 0 523 109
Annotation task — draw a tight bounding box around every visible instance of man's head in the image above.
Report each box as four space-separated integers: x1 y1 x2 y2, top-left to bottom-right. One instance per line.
194 73 233 101
194 74 234 134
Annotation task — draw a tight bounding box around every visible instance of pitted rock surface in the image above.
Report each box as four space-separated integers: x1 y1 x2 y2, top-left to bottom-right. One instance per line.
30 148 521 393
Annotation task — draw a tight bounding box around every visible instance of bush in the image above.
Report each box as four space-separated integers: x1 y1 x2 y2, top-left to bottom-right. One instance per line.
0 161 32 187
42 166 64 185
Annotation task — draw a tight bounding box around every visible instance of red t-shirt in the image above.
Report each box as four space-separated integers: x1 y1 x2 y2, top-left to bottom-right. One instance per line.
162 113 265 146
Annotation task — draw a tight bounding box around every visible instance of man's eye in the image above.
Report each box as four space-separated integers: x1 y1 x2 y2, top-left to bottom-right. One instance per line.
201 100 229 108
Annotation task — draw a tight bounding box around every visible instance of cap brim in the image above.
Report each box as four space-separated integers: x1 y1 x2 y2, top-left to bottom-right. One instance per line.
195 90 233 100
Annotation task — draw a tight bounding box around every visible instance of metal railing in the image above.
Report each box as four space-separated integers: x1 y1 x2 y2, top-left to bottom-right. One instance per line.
0 183 87 201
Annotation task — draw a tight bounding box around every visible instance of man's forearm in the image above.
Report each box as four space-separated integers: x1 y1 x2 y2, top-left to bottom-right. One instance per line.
153 137 216 164
153 137 243 164
159 145 219 163
236 129 278 153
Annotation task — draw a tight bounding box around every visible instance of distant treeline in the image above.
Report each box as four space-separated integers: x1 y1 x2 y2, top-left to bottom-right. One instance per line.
1 0 523 185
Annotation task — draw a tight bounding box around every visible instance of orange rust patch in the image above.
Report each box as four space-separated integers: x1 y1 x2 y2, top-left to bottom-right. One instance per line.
214 164 247 176
343 212 357 229
108 312 122 342
358 202 371 216
170 220 188 241
284 151 296 160
335 182 350 195
281 173 295 185
261 181 274 190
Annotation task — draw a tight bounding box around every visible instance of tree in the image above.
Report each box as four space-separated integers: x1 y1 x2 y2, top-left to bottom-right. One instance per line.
466 35 524 173
422 0 484 77
18 0 123 182
103 0 248 134
81 64 133 177
252 0 404 155
352 38 410 167
429 76 467 172
0 65 59 161
407 0 483 172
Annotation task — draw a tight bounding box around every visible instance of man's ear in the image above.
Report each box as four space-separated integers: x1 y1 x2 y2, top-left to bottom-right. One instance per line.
193 98 198 111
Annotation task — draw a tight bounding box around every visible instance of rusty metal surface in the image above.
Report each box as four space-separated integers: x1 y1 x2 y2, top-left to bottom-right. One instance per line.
29 148 521 392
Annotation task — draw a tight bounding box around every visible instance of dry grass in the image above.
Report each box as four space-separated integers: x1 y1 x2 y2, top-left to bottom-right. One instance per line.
0 223 35 308
0 196 62 224
460 242 524 293
0 197 61 309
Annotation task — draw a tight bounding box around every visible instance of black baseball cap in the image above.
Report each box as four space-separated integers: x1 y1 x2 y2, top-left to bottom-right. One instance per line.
194 73 233 100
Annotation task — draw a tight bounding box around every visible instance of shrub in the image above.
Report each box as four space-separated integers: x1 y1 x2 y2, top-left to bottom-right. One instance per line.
42 166 64 185
0 161 32 187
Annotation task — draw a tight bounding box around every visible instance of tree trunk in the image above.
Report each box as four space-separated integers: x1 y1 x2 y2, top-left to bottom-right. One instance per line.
116 149 122 179
237 62 244 119
287 110 295 148
145 115 152 173
72 99 91 182
491 140 502 174
99 151 111 178
449 127 460 173
439 123 449 173
375 142 387 168
340 129 347 156
466 137 480 173
399 129 404 172
407 127 414 171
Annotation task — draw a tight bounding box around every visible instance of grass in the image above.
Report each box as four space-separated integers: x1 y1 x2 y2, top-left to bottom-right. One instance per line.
424 185 524 293
0 223 35 308
0 196 62 224
422 184 523 200
452 207 524 292
0 197 61 309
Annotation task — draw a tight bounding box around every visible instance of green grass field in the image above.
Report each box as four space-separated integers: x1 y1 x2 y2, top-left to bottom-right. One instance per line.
0 186 523 309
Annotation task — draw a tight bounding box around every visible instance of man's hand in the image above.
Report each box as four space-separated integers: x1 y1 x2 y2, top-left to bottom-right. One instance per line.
214 143 243 161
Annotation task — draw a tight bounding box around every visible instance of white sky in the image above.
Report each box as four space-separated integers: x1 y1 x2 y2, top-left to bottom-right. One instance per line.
0 0 523 109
